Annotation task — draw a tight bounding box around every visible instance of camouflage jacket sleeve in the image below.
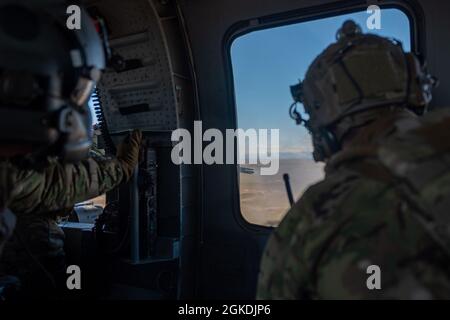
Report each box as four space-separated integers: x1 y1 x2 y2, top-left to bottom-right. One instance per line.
8 155 125 215
257 167 450 300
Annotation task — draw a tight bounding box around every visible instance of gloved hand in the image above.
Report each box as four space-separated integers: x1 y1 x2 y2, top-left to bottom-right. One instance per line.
116 129 143 181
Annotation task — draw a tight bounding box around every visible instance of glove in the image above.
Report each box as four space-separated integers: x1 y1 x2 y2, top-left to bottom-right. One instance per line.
116 129 143 181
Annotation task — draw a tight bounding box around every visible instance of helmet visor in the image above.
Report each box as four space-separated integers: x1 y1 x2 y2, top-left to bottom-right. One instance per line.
71 76 96 106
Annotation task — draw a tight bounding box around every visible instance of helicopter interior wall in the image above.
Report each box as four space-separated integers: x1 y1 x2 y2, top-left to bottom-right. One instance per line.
75 0 450 299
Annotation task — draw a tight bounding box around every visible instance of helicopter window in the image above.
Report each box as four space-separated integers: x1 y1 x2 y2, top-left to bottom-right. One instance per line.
230 8 412 227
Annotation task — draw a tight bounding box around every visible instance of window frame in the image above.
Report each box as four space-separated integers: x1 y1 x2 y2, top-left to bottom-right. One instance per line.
224 0 423 230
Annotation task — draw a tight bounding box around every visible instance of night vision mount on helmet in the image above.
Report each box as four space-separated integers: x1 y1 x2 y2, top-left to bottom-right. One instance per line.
0 0 106 162
289 20 438 162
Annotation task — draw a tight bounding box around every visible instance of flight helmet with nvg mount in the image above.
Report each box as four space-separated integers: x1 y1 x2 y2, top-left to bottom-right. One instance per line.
289 20 438 162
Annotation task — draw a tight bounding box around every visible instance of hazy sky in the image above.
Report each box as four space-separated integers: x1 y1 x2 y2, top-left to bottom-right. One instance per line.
231 8 411 155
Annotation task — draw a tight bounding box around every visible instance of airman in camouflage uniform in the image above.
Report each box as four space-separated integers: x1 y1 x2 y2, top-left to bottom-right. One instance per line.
0 211 14 258
0 130 142 297
257 21 450 299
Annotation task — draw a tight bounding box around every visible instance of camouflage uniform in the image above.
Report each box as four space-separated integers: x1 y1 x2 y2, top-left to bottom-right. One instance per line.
257 108 450 299
0 153 125 296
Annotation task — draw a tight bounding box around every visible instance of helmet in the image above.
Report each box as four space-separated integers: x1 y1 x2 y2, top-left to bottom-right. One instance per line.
0 0 105 161
290 20 438 162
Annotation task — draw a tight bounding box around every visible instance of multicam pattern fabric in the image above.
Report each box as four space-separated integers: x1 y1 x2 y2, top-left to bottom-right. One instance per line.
0 162 16 258
0 153 125 291
257 108 450 299
0 209 15 258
